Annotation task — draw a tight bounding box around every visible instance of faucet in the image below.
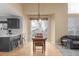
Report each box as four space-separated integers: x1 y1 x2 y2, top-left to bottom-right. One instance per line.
8 29 12 34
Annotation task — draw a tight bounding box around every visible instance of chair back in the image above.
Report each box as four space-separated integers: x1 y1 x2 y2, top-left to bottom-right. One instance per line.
35 33 43 38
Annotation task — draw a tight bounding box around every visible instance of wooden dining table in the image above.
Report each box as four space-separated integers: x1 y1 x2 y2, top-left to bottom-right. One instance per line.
32 38 47 53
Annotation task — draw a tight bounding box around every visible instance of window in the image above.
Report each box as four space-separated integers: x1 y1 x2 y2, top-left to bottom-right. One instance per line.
68 16 79 35
68 3 79 13
31 18 48 38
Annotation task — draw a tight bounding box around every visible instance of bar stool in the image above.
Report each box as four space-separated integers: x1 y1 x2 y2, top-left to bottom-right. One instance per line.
18 33 25 48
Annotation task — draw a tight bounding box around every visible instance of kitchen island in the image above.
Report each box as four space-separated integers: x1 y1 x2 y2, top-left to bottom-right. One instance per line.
0 34 21 52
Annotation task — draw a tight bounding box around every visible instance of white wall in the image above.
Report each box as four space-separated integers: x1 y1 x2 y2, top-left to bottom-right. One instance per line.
23 3 55 15
50 15 55 44
54 4 68 44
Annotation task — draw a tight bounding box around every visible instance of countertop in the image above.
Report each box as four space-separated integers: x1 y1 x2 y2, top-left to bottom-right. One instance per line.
0 33 21 37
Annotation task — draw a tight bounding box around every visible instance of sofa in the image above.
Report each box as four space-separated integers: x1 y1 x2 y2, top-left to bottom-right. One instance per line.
60 35 79 49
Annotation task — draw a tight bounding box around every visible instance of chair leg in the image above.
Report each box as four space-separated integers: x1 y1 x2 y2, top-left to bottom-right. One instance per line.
18 40 21 48
33 44 36 53
42 46 43 53
19 39 23 48
42 45 45 53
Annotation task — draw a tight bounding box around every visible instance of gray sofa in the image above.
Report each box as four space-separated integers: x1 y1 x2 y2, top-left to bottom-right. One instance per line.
61 35 79 49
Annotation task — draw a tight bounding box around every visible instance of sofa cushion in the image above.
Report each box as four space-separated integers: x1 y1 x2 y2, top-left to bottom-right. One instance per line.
61 35 79 40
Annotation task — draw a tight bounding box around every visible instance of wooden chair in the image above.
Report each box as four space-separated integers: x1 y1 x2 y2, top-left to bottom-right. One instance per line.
35 33 43 38
32 33 46 53
33 38 46 53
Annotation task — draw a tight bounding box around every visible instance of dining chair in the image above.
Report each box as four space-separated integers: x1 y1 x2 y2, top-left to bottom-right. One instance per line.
18 33 25 48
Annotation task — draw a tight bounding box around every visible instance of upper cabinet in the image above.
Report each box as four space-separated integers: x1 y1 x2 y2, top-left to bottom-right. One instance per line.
0 18 7 23
7 18 20 29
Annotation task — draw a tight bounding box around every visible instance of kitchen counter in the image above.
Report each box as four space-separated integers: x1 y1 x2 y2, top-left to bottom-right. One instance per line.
0 34 21 52
0 33 21 37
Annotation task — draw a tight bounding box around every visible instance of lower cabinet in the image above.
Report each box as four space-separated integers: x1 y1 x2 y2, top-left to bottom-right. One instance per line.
0 37 10 52
0 35 20 52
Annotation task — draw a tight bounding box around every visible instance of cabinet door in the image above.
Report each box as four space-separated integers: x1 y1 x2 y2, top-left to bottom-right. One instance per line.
0 37 10 52
7 18 20 29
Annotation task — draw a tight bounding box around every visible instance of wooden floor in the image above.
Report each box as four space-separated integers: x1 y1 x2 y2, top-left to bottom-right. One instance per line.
0 41 62 56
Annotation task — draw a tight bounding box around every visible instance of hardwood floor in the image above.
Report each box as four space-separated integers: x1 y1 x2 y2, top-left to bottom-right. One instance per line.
0 41 62 56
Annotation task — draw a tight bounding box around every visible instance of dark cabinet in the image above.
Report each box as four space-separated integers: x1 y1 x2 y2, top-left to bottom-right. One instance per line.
0 35 21 52
7 18 20 29
0 37 10 52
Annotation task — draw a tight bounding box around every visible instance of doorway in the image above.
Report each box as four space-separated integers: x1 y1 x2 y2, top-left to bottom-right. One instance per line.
30 17 48 40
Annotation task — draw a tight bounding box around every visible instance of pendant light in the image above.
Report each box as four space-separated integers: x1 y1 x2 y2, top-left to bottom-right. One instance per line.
37 3 42 33
38 3 41 21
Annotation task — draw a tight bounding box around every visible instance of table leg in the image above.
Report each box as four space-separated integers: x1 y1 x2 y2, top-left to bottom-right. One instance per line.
33 42 36 53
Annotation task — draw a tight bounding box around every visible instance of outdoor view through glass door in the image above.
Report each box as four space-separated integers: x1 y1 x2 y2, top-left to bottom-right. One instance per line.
31 18 48 39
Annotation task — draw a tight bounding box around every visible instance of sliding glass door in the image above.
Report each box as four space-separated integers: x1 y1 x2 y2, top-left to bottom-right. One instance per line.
31 18 48 39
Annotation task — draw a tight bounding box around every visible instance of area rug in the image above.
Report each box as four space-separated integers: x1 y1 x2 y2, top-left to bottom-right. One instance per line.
56 45 79 56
